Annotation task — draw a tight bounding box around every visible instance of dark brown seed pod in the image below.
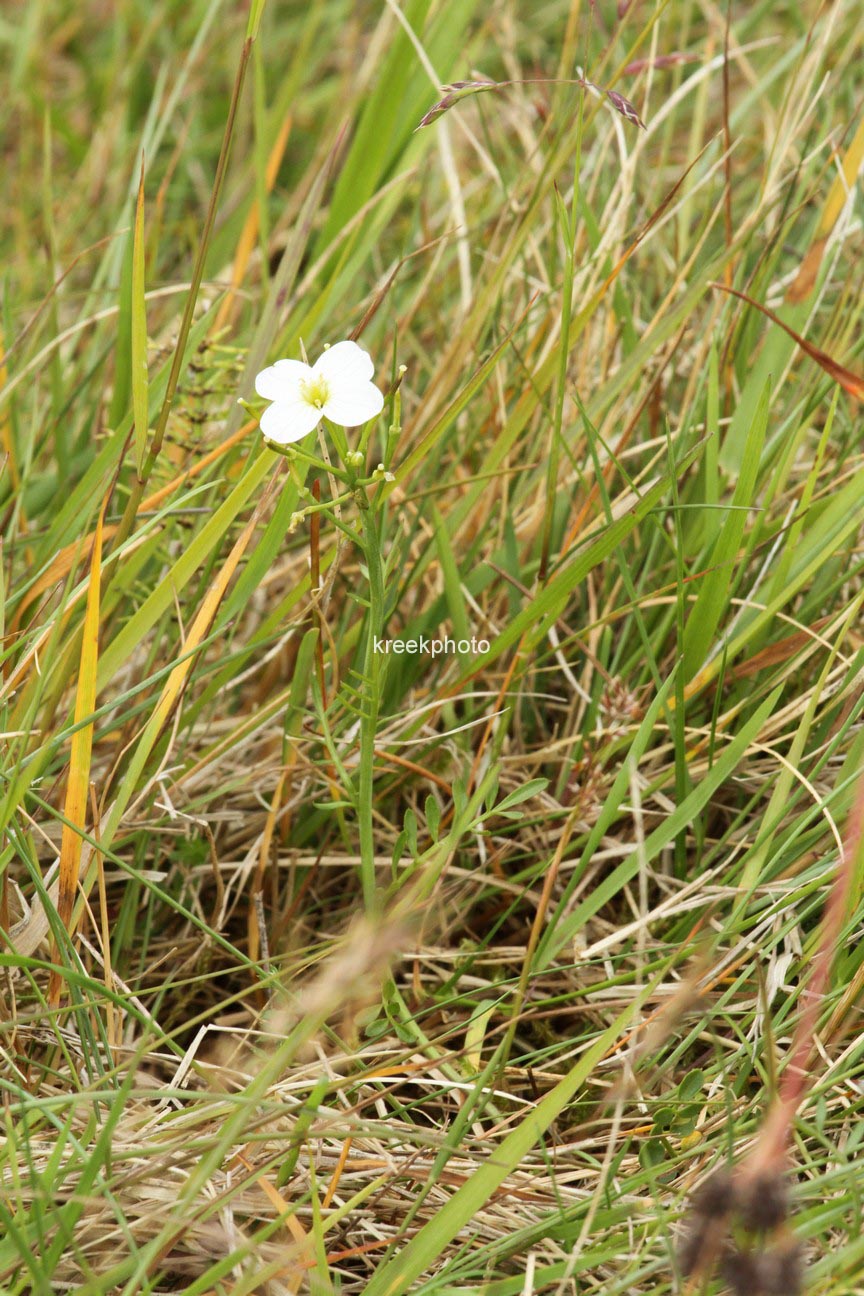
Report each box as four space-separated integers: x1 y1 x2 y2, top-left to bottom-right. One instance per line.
676 1167 738 1279
719 1246 763 1296
756 1237 804 1296
691 1167 737 1219
736 1168 789 1232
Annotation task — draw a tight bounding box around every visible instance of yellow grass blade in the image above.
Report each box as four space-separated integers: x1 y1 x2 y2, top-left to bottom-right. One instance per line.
818 113 864 237
233 1149 312 1293
787 112 864 302
48 504 104 1006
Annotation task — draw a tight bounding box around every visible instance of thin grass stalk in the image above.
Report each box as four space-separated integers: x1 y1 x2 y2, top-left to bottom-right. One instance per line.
752 766 864 1170
108 34 255 564
358 495 386 913
539 89 584 582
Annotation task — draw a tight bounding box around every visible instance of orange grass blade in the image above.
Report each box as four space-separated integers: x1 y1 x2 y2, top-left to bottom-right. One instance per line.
213 114 292 333
48 504 104 1006
6 418 255 639
132 488 271 742
98 469 281 848
232 1149 312 1293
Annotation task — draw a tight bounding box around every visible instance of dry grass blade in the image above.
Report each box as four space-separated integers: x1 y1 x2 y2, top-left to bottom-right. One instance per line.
0 323 20 495
711 281 864 400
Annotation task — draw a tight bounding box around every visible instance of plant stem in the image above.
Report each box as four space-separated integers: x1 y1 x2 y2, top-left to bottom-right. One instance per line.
539 87 583 582
358 496 385 913
750 766 864 1172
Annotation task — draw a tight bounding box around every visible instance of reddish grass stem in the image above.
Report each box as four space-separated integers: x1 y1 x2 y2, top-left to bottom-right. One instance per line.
750 766 864 1171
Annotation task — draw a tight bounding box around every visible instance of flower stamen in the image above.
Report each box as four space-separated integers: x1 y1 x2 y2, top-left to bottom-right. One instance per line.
300 375 331 410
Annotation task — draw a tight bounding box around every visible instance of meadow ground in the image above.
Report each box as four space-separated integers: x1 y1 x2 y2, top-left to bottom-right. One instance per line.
2 1 864 1292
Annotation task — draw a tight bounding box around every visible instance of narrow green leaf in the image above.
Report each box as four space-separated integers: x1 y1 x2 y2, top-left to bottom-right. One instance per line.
537 671 677 968
108 231 133 431
131 160 149 475
718 300 809 473
425 794 440 840
682 377 770 678
317 0 479 254
391 310 531 489
96 448 274 689
433 504 470 646
494 778 549 813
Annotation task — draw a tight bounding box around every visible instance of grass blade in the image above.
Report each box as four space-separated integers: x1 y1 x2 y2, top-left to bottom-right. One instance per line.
47 504 104 1006
131 159 149 475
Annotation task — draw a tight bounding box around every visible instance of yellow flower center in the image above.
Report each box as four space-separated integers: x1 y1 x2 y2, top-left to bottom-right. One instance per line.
300 375 331 410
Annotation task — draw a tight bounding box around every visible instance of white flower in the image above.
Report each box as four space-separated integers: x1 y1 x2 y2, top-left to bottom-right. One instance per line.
254 340 384 445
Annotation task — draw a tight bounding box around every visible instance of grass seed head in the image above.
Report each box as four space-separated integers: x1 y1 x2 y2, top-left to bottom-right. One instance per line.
691 1167 737 1220
735 1168 789 1233
756 1237 804 1296
719 1246 764 1296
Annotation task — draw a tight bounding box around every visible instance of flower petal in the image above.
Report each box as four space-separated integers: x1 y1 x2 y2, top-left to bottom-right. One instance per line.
254 358 310 402
322 380 385 428
312 340 375 385
259 399 321 445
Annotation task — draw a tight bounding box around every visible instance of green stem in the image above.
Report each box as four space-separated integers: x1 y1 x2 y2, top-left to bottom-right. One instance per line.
358 498 385 913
